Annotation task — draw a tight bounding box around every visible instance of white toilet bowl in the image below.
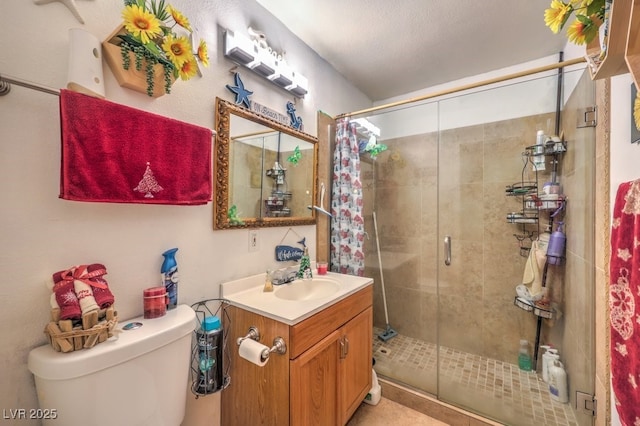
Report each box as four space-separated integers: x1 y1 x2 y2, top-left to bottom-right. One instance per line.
28 304 196 426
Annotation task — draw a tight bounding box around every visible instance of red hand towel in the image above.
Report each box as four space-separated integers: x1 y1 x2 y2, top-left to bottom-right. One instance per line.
86 263 115 308
52 269 82 320
59 89 212 205
610 179 640 425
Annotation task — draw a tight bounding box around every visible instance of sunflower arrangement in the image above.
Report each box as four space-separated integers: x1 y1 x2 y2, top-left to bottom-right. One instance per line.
118 0 209 96
543 0 606 45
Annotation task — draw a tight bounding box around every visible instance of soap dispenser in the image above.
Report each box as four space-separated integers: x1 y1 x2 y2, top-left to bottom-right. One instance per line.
263 270 274 292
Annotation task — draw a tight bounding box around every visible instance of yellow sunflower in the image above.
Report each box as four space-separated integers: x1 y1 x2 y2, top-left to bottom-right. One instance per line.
566 17 598 45
162 35 193 67
122 4 163 45
634 90 640 132
178 57 199 81
544 0 573 33
197 40 209 67
167 5 192 32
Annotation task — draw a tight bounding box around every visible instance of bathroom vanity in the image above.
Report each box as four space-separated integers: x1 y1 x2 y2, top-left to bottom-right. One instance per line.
220 273 373 425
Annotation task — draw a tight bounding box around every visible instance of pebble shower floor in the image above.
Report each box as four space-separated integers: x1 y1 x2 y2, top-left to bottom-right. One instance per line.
372 327 578 426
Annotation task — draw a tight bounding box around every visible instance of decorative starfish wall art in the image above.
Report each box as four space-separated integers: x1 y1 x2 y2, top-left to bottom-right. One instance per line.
226 72 253 108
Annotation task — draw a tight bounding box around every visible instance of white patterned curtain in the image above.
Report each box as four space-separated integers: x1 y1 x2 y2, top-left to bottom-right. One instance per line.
330 118 365 276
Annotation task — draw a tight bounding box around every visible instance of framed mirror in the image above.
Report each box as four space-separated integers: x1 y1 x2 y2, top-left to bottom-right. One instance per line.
214 97 318 229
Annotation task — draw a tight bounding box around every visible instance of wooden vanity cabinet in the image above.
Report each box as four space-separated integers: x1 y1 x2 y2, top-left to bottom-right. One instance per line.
222 285 373 426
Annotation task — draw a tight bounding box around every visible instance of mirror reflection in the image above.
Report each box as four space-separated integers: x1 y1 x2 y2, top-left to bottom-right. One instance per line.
214 97 318 229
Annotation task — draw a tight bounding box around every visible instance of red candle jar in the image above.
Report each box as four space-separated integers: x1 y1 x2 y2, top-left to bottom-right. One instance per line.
143 286 167 319
317 262 328 275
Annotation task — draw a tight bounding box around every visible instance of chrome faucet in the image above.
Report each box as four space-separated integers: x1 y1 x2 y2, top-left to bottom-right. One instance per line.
271 267 297 285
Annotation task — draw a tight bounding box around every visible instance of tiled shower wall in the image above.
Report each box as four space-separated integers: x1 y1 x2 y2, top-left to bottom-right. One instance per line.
362 111 557 365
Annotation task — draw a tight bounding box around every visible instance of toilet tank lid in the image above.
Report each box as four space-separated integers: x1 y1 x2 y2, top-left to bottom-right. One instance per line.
28 304 196 380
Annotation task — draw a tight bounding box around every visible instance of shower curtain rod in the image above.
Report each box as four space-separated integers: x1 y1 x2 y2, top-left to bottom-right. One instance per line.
335 56 586 119
0 73 60 97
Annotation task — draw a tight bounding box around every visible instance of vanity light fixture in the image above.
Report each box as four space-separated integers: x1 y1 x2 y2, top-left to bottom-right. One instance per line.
224 30 256 65
287 73 308 97
250 47 277 77
268 60 294 88
224 28 309 98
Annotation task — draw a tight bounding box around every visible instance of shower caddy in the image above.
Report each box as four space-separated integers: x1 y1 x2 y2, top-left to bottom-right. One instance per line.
506 137 567 368
265 163 292 217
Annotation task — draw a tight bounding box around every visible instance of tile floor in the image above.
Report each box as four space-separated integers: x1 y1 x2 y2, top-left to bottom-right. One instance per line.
348 397 448 425
372 327 579 426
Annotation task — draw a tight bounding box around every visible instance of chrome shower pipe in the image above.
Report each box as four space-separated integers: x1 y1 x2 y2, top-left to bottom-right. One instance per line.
308 205 333 218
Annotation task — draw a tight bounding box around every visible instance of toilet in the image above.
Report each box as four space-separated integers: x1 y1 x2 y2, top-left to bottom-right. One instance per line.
28 304 196 425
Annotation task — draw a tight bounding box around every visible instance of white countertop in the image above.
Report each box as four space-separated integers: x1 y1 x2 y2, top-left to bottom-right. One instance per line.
220 271 373 325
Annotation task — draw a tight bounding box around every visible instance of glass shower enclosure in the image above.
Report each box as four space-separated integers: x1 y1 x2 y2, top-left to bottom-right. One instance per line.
358 67 595 426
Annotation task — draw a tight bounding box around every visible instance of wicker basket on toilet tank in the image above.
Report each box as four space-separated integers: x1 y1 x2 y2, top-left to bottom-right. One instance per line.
44 306 118 352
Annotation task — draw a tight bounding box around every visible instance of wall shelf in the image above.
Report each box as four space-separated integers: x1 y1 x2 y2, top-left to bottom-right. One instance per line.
586 0 632 80
626 0 640 89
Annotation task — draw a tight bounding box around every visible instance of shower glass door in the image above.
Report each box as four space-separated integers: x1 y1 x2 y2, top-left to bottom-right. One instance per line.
436 68 595 426
365 100 440 396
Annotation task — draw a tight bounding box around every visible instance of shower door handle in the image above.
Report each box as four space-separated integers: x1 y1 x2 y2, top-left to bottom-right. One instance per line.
444 236 452 266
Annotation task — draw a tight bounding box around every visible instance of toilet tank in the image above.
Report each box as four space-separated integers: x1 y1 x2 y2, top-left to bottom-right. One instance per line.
28 304 196 426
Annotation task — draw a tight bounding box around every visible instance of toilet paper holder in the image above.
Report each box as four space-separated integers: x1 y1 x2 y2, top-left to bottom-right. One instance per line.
259 337 287 362
236 326 260 346
237 326 287 361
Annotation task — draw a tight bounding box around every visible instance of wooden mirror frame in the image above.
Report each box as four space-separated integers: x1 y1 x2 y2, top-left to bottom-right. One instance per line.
213 97 318 229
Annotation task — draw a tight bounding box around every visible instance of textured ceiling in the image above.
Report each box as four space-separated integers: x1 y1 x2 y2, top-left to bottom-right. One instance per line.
256 0 568 101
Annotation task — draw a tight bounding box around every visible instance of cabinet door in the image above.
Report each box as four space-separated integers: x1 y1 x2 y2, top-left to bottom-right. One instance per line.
339 307 373 425
290 330 341 426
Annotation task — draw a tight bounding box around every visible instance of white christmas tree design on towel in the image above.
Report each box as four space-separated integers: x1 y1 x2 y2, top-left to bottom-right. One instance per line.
134 162 164 198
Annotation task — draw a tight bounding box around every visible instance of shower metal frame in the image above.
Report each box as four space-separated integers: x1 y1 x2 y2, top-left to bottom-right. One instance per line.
334 57 585 119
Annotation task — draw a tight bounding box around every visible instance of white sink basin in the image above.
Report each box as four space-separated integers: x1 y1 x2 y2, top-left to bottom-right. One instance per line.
220 271 373 324
275 278 340 301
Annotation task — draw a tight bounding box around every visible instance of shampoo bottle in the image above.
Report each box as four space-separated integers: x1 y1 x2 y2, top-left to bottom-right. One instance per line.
548 359 569 403
161 248 179 309
518 339 532 371
546 222 566 265
542 347 559 383
540 345 550 378
533 130 546 171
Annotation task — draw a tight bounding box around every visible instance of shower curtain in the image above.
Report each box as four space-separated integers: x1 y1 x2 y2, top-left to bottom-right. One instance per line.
330 118 365 276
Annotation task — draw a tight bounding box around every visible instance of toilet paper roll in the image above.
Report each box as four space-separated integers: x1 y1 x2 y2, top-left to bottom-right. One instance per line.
239 339 270 367
67 28 106 99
